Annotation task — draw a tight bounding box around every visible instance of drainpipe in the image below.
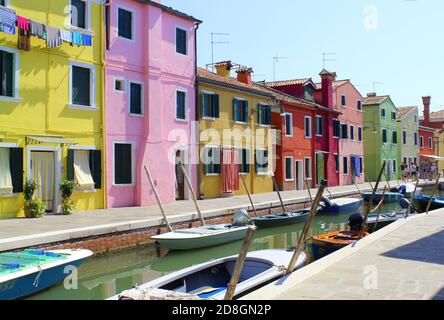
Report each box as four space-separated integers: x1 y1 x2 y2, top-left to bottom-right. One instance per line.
194 22 201 199
100 1 108 209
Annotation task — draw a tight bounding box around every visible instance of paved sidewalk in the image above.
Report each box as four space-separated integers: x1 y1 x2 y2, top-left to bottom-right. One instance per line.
0 179 438 251
244 208 444 300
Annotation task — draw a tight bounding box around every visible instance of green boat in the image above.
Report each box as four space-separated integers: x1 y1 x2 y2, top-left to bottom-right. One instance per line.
250 209 310 228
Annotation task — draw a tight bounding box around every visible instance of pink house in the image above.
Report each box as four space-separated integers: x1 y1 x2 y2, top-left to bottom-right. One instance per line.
104 0 201 208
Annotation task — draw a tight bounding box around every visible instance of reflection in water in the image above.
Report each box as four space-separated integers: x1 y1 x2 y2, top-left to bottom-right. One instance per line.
27 196 413 300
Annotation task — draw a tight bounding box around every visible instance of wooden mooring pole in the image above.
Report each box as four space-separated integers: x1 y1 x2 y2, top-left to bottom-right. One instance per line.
305 177 313 205
371 186 387 233
426 173 442 214
179 163 205 226
240 174 258 216
270 173 287 213
405 178 420 218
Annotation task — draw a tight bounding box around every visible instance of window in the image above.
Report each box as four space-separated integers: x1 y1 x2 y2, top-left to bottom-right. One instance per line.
114 143 133 185
420 136 424 148
0 49 15 98
201 92 219 119
359 157 363 174
343 157 348 175
341 124 348 139
67 149 101 190
238 148 250 174
258 104 271 126
333 119 340 138
0 0 6 6
350 125 354 141
70 63 95 108
414 132 418 146
391 112 396 121
382 129 387 143
304 116 312 138
233 98 248 123
114 79 125 92
204 146 221 175
414 115 418 122
129 82 143 115
118 8 133 40
284 113 293 136
176 90 186 120
0 146 23 195
341 95 346 107
335 155 339 172
429 137 433 149
176 27 187 55
70 0 87 29
357 100 362 111
403 130 407 145
393 159 397 173
255 149 269 174
381 109 386 118
315 116 323 136
358 127 362 142
403 157 407 165
392 131 397 144
304 157 312 179
285 157 294 181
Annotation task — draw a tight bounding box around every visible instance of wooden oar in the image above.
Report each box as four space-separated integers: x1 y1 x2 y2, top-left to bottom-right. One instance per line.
179 162 205 226
224 226 256 300
270 173 287 213
426 173 442 214
285 179 327 275
371 186 387 233
405 178 419 218
240 173 257 216
144 165 173 232
359 160 387 239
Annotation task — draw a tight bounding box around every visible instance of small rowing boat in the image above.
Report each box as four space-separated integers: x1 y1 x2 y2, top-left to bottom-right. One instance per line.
0 249 93 300
318 197 363 215
310 230 369 260
414 195 444 212
362 191 403 204
108 249 307 300
250 208 310 228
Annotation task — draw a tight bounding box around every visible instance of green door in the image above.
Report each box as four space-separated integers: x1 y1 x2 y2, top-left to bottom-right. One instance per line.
316 153 324 185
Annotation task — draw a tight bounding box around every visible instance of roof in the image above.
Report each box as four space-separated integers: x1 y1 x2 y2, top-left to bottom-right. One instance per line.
397 106 417 120
363 95 390 106
136 0 202 23
315 79 350 90
197 67 274 98
420 109 444 121
265 78 314 88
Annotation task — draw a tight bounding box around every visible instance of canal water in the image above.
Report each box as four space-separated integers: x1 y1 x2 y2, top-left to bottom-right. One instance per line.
27 188 439 300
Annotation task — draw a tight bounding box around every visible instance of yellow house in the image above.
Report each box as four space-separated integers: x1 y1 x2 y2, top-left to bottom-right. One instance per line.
0 0 104 218
196 62 276 199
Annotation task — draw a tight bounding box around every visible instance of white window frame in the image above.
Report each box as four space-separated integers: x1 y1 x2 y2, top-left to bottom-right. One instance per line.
68 0 92 32
0 45 20 103
68 61 96 110
116 5 136 42
304 116 312 138
315 115 323 137
284 113 293 137
236 147 250 175
233 97 248 125
350 125 355 141
201 90 216 121
429 137 433 149
112 141 135 186
175 88 188 121
284 156 294 181
175 26 188 56
203 145 220 176
255 148 269 176
420 136 424 149
128 80 144 117
304 157 312 180
402 130 407 145
113 77 126 93
258 102 271 128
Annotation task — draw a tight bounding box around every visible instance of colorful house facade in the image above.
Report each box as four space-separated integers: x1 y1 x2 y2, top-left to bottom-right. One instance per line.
315 79 364 185
362 93 399 181
397 106 419 169
104 0 201 207
0 0 105 218
196 63 274 199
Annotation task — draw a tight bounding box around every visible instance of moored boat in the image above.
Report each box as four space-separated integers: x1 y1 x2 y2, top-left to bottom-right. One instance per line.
108 249 307 300
414 195 444 212
318 197 363 215
310 230 369 260
0 249 93 300
250 208 310 228
362 191 403 204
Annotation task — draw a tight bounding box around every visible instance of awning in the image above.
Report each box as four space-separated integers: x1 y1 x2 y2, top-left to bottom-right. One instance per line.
420 155 444 161
26 136 78 146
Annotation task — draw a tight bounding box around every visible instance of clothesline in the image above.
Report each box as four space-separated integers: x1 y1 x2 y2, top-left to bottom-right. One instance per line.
0 5 93 51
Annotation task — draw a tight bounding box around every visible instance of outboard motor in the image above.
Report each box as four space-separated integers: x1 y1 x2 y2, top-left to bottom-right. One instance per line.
232 209 250 226
348 213 364 232
399 198 416 213
320 196 333 208
398 185 407 195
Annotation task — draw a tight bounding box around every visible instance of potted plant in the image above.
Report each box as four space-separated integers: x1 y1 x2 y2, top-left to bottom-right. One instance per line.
24 179 45 218
60 180 75 215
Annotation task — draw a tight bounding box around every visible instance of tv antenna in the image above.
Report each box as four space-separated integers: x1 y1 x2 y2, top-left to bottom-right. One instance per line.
211 32 230 72
322 52 336 69
372 81 383 93
273 56 288 81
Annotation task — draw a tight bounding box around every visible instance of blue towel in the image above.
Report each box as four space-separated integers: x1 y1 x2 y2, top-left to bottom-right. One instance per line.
81 34 92 46
352 156 361 177
72 32 83 46
0 6 17 35
1 263 21 269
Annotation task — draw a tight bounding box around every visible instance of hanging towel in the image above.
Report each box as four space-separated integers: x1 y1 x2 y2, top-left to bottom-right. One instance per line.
352 156 361 177
45 25 62 48
0 6 17 35
17 16 29 31
72 32 83 46
221 147 239 193
29 20 45 39
81 33 92 46
59 29 72 43
17 29 31 51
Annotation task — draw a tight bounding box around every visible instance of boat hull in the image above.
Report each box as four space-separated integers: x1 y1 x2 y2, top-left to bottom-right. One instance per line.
251 210 309 228
362 192 403 204
415 195 444 212
310 231 368 260
318 198 363 215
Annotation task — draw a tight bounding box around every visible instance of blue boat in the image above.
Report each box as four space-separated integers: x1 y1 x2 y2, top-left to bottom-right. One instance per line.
414 195 444 212
0 249 93 300
318 197 363 215
362 191 403 204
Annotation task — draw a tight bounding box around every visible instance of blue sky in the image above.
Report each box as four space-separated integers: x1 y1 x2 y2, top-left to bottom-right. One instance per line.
163 0 444 113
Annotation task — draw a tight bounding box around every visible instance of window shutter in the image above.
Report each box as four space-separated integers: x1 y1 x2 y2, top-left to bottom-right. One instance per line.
89 150 102 189
243 101 249 122
267 107 272 125
9 148 23 193
1 51 14 97
257 105 262 124
67 149 74 181
233 98 239 121
201 93 208 117
213 94 219 118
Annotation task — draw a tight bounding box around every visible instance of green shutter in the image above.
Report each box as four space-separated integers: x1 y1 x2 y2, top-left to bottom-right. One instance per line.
258 105 262 124
89 150 102 189
233 98 239 121
213 94 219 118
267 107 272 125
243 101 249 123
9 148 23 193
201 93 208 117
67 149 74 181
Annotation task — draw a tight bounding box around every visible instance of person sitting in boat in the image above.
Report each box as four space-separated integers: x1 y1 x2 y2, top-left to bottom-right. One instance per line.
348 213 364 232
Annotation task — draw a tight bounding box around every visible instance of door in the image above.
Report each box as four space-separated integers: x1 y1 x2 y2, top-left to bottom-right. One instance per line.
175 150 185 201
30 151 55 212
316 153 324 186
295 160 303 190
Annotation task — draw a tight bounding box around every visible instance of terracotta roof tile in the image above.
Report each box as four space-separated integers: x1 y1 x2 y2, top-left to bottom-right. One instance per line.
315 79 350 90
137 0 202 23
397 106 416 120
363 95 390 106
265 79 313 87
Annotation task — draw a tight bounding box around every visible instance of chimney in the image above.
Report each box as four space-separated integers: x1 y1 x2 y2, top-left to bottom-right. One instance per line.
236 67 253 85
367 92 377 97
319 69 337 109
214 61 233 78
423 96 431 125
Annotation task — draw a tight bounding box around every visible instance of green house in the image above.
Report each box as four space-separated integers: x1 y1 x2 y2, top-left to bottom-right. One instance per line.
397 107 419 170
363 94 399 181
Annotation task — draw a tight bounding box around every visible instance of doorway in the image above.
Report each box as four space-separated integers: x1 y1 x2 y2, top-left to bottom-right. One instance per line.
175 149 186 201
30 151 55 212
295 160 303 190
